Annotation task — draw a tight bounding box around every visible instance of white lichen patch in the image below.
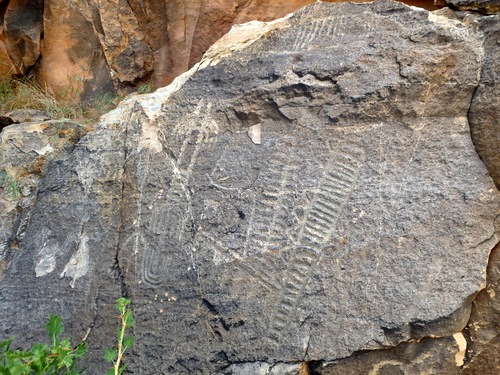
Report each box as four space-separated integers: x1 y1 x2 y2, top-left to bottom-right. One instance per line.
35 253 57 277
60 234 90 288
139 122 163 153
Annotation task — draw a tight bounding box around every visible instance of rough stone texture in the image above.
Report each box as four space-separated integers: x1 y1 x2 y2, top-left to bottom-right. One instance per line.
1 0 438 99
0 0 43 76
35 0 116 101
467 15 500 190
0 111 87 276
216 362 305 375
435 0 500 14
460 241 500 374
311 335 466 375
0 1 499 374
432 8 500 192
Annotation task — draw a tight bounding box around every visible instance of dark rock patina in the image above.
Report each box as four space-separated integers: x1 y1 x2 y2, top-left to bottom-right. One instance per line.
0 2 499 374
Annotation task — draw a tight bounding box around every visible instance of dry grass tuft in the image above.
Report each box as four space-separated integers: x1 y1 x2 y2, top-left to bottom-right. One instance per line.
0 75 121 125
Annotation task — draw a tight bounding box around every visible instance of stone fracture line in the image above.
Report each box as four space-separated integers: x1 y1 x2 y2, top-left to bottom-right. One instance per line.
268 143 365 343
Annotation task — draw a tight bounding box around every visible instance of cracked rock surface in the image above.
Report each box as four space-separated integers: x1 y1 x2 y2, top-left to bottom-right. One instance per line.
0 1 499 374
0 110 87 273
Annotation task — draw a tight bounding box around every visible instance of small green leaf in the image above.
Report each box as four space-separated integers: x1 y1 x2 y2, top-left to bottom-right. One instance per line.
123 336 134 347
106 368 115 375
124 311 134 327
104 348 117 362
0 338 14 351
46 314 64 346
118 363 127 375
74 342 86 358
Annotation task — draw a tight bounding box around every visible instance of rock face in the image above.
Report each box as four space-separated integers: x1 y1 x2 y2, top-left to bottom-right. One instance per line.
1 0 438 99
0 1 499 374
34 0 116 102
435 0 500 14
462 243 500 375
0 109 87 275
0 0 43 76
467 15 500 190
312 334 467 375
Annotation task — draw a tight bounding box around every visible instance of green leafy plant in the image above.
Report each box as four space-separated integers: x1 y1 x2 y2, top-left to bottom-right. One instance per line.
0 171 20 200
104 298 134 375
0 314 87 375
136 82 153 95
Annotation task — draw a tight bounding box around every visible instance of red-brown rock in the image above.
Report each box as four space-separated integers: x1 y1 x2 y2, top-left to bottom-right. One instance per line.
0 0 43 77
2 0 438 100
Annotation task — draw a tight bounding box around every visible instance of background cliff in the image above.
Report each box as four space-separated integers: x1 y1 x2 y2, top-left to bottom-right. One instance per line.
1 0 437 100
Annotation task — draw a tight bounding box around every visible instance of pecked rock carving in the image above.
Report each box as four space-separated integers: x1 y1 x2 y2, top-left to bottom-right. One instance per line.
0 1 499 374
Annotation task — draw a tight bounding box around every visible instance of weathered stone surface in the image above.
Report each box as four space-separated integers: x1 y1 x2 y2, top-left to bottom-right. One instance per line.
460 242 500 374
467 15 500 189
216 362 305 375
435 0 500 14
35 0 116 101
0 1 498 374
311 335 465 375
0 114 87 275
15 0 438 100
0 0 43 76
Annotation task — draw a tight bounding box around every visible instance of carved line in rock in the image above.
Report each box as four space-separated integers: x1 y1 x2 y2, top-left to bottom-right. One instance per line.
237 152 302 291
291 12 376 51
244 154 300 257
268 141 366 344
140 128 205 286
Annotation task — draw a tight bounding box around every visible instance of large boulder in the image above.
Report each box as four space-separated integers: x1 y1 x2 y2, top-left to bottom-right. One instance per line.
0 109 87 276
0 1 498 374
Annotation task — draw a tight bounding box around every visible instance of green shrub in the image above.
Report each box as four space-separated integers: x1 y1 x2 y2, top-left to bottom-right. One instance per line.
104 298 134 375
0 298 135 375
0 314 86 375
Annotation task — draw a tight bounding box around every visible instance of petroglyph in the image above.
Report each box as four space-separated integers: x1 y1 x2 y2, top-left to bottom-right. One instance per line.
291 13 376 50
268 141 365 343
140 128 204 286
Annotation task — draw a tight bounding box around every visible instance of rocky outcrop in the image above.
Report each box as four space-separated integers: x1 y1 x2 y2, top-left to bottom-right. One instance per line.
0 1 499 374
1 0 438 100
0 110 87 275
435 0 500 14
0 0 43 76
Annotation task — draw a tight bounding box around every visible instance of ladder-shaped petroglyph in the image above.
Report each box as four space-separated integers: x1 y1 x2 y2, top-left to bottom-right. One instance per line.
230 152 301 291
268 142 365 343
243 153 300 258
291 13 376 51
